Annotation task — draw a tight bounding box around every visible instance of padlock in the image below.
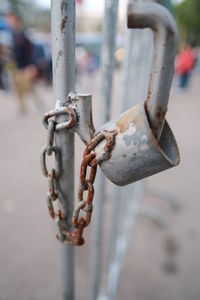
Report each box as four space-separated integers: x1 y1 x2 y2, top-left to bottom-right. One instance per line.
91 2 180 186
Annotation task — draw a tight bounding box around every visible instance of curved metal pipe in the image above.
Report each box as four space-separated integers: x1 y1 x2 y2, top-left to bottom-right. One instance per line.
127 2 178 140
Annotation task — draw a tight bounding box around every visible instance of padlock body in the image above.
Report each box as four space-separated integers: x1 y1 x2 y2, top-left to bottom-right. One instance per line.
95 103 180 186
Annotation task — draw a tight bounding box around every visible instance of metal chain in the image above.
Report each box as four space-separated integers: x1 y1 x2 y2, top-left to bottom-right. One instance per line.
40 106 76 240
70 130 117 245
41 106 117 246
55 131 116 246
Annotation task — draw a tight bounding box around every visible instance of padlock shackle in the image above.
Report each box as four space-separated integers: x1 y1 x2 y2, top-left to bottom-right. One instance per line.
127 2 178 140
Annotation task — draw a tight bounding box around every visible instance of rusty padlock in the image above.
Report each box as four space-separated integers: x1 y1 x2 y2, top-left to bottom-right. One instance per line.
90 2 180 186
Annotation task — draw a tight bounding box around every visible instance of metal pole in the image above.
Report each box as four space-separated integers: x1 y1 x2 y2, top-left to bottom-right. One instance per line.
105 182 144 300
99 0 119 123
90 1 119 300
51 1 75 300
102 1 153 299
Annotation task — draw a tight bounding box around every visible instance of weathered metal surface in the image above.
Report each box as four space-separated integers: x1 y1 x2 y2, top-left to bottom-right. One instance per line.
90 2 180 186
128 2 178 140
95 102 179 186
70 93 95 144
40 2 179 299
41 91 119 245
51 0 75 299
52 93 95 145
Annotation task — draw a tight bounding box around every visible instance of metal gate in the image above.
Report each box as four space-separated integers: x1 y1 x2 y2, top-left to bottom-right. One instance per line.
40 0 179 299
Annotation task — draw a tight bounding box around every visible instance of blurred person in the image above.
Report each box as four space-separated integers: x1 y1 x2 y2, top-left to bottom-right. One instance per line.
6 12 34 69
175 45 196 89
0 43 10 90
0 15 12 90
5 12 45 112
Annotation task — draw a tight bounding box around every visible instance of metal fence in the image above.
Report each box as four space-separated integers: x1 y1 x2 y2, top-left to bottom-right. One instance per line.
40 0 179 299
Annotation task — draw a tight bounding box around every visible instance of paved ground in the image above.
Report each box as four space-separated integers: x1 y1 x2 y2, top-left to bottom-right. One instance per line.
0 71 200 300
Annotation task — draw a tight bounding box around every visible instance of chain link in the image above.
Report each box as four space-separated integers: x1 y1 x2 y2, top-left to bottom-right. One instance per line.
40 105 117 246
42 107 77 131
46 120 55 155
40 145 61 177
70 130 117 245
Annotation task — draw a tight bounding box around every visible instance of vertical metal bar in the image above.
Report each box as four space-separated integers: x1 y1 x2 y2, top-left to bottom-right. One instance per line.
105 0 138 287
99 0 119 123
102 1 153 299
121 0 154 110
106 183 144 300
89 1 119 300
104 186 124 285
51 1 75 300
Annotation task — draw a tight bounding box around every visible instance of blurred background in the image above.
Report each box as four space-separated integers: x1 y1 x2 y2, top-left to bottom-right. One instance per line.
0 0 200 300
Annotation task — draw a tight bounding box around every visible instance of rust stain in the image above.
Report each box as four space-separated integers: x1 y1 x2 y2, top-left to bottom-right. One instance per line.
104 131 116 150
116 107 139 133
133 114 142 125
90 157 97 168
145 100 167 139
146 71 153 102
154 29 158 41
61 16 67 32
147 87 151 101
88 109 95 136
117 109 134 133
156 106 166 119
154 106 166 133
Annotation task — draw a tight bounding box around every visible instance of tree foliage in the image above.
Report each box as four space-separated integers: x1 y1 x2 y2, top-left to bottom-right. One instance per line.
174 0 200 46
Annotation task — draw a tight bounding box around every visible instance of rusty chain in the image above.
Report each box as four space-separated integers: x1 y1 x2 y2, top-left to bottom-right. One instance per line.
40 105 116 246
70 131 117 245
40 106 76 244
